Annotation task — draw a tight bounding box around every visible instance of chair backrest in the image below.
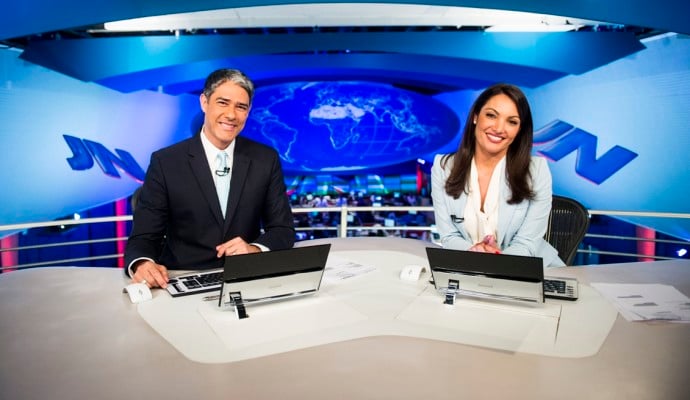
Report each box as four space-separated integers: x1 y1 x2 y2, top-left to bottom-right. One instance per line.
545 195 590 265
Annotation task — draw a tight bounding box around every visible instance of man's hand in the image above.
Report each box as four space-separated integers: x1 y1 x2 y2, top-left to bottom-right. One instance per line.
216 236 261 258
131 260 169 289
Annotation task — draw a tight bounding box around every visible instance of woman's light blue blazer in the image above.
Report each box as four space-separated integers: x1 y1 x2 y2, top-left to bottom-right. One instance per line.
431 154 564 268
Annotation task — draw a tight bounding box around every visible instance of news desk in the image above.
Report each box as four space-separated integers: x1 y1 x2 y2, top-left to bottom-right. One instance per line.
1 237 689 400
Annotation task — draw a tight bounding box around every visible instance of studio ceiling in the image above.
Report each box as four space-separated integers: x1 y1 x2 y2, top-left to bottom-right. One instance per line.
3 1 687 95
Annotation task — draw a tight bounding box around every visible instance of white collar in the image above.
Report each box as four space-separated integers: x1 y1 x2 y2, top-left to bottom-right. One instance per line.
200 127 236 171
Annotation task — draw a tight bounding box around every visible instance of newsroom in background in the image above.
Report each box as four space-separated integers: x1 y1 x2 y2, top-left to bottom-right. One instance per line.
1 170 687 271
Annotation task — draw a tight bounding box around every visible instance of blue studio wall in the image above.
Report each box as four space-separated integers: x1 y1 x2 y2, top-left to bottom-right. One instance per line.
528 34 690 240
0 33 689 241
0 49 197 227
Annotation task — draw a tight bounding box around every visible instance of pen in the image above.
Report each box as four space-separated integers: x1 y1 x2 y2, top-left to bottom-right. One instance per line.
203 294 220 301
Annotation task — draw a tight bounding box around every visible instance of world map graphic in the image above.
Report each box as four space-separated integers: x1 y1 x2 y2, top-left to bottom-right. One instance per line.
243 81 459 172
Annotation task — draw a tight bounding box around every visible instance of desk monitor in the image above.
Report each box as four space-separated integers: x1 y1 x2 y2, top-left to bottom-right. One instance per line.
425 247 544 304
219 244 331 315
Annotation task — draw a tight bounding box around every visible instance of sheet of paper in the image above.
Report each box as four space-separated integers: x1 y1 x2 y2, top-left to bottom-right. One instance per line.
590 283 690 322
197 292 368 358
322 254 377 285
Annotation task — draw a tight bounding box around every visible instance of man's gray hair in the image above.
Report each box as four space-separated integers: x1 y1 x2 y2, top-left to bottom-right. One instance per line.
202 69 255 103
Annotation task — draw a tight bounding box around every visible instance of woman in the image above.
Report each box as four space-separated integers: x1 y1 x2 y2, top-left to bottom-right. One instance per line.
431 83 563 267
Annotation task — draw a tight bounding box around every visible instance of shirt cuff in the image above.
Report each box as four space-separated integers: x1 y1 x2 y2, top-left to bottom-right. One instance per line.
251 243 270 252
127 257 154 278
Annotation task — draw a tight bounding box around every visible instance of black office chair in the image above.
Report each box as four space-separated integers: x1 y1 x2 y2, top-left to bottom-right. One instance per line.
545 195 590 266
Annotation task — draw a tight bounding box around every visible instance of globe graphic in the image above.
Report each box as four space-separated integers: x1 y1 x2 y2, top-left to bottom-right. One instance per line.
243 81 460 172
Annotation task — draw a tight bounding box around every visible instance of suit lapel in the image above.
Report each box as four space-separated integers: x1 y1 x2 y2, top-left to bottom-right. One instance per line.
187 135 225 226
497 179 515 246
451 194 469 237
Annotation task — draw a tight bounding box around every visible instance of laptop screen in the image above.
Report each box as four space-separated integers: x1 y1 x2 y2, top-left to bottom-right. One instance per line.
425 247 545 303
219 244 331 309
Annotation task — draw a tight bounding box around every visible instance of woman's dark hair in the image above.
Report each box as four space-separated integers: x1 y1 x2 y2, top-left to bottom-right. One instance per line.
442 83 535 204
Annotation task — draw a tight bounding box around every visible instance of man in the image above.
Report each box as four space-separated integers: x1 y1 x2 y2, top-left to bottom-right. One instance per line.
125 69 295 288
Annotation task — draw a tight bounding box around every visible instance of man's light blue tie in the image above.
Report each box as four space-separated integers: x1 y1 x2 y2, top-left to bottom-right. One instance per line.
215 152 230 217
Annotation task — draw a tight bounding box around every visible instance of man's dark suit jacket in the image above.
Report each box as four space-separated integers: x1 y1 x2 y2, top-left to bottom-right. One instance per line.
124 134 295 271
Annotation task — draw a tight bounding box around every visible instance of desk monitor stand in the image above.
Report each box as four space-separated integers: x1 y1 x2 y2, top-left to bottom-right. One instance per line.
228 292 249 319
444 280 459 305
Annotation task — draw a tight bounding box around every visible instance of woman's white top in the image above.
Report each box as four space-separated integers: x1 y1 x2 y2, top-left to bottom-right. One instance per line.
464 156 506 244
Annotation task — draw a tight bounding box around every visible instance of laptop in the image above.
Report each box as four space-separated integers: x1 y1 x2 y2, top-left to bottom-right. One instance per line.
166 244 331 301
217 244 331 313
426 247 580 303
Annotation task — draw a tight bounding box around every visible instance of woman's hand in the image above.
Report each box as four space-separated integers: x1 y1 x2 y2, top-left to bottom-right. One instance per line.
469 235 501 254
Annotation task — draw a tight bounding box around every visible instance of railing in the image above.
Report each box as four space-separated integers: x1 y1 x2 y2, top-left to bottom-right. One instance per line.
1 206 689 271
584 209 690 262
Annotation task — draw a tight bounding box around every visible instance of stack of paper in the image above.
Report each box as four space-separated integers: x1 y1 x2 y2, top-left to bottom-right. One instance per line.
322 255 377 285
591 283 690 322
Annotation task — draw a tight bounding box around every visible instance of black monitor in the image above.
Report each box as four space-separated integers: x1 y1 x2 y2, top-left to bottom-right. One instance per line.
425 247 544 304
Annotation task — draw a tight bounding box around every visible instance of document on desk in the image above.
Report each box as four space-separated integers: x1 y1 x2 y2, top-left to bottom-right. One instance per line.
590 283 690 322
322 255 377 285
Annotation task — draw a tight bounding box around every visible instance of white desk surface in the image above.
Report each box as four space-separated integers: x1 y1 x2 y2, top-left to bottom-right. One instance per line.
1 237 689 400
139 245 616 363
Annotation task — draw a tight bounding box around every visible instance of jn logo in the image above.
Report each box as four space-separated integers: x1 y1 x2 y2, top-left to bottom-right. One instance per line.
64 135 145 182
534 120 638 184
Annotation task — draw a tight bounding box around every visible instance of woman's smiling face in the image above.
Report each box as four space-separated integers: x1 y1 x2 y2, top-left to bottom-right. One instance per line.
473 93 521 159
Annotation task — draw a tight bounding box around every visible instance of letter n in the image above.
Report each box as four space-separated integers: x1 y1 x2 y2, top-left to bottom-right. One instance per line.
82 139 146 182
537 128 638 184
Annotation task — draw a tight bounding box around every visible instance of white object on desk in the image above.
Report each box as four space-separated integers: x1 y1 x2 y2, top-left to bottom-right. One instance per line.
123 283 153 304
400 264 426 281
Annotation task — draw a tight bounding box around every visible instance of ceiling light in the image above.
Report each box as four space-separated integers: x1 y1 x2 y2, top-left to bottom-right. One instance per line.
485 24 581 32
101 4 600 31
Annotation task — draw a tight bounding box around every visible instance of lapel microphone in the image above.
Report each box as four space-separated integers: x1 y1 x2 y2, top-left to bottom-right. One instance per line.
450 214 464 223
215 168 230 176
